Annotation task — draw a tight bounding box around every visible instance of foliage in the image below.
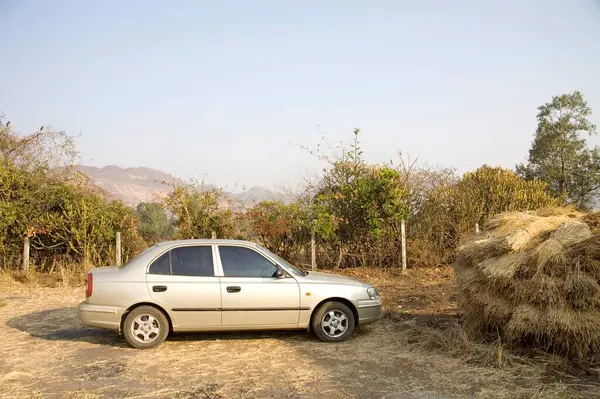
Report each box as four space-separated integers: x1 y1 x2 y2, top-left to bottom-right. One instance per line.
306 130 409 267
0 119 144 270
0 122 77 171
404 173 459 267
164 182 235 239
409 165 559 265
245 200 306 259
2 91 588 273
516 91 599 209
453 165 560 233
137 202 173 244
284 130 560 268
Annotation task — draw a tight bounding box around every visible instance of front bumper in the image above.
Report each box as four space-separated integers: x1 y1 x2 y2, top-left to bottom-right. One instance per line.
77 302 126 332
354 298 382 325
357 304 382 325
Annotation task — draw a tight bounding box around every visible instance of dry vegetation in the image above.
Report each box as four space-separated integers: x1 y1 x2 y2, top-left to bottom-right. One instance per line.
1 268 599 399
455 207 600 362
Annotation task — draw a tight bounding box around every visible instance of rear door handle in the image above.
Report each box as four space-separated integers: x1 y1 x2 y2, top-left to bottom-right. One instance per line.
226 286 241 293
153 285 167 292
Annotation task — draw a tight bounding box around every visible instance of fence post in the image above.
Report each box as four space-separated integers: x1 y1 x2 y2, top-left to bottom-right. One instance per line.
401 219 407 272
211 231 216 239
475 223 480 234
311 228 316 271
22 236 30 273
116 232 122 266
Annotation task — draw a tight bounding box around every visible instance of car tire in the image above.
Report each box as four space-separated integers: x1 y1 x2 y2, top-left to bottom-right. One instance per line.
123 306 169 349
311 301 356 342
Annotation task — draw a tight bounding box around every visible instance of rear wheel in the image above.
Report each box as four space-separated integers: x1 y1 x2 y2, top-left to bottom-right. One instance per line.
123 306 169 349
311 301 355 342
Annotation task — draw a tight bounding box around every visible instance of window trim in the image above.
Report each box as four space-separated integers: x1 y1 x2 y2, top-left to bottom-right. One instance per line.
215 243 286 279
146 244 218 277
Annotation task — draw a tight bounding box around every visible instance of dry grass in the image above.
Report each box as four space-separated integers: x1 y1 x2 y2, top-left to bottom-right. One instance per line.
476 252 526 286
505 305 600 358
0 266 87 290
564 234 600 281
496 214 578 252
336 266 457 315
455 208 600 360
340 268 599 397
530 220 592 271
534 206 583 218
1 266 599 398
456 236 511 268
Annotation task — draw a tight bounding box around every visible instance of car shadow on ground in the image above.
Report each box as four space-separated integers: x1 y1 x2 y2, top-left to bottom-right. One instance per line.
7 306 450 351
5 307 331 347
6 307 125 346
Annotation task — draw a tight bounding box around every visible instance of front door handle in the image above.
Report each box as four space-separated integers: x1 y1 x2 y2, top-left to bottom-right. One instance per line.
226 286 241 293
153 285 167 292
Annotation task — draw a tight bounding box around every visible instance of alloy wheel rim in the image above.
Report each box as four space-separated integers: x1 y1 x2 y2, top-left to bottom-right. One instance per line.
131 314 160 344
321 309 348 338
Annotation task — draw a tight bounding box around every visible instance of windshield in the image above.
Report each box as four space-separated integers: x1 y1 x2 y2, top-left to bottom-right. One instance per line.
259 247 308 276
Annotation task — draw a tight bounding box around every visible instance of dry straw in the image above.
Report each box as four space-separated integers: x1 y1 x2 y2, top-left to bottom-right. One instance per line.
454 208 600 358
531 220 592 275
505 305 600 358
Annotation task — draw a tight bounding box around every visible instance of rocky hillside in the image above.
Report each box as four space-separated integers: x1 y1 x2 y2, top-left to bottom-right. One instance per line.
76 165 292 207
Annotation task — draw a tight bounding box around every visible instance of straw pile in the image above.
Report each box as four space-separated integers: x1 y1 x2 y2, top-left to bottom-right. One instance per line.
454 207 600 358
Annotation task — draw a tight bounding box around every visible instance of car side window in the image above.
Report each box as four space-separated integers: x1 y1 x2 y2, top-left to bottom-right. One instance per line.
148 251 170 275
219 246 278 278
148 246 214 277
171 246 214 276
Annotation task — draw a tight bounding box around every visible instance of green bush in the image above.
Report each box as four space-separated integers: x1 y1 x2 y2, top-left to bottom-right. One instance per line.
0 122 145 270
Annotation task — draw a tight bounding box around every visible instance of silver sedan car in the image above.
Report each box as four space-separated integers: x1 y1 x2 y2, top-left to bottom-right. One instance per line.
77 239 382 349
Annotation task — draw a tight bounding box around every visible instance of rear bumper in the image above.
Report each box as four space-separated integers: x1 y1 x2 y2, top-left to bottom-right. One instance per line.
77 302 126 332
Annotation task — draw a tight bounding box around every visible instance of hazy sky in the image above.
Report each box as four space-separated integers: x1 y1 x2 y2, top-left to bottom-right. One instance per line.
2 0 600 191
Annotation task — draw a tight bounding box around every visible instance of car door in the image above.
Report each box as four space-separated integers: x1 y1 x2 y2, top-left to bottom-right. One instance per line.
217 244 301 328
146 244 221 330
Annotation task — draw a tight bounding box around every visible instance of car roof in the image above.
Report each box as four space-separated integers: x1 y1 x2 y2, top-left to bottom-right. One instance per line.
154 238 259 247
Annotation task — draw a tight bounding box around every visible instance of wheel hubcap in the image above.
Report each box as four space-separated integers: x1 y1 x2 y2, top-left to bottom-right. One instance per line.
321 310 348 338
131 314 160 344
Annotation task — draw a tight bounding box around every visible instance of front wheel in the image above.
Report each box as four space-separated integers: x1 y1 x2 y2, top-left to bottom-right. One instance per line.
123 306 169 349
311 301 356 342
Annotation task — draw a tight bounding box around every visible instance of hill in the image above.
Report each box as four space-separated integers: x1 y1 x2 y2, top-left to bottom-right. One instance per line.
76 165 292 207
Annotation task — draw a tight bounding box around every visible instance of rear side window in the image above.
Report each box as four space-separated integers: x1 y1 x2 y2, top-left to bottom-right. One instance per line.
149 251 170 275
148 246 214 277
219 246 278 278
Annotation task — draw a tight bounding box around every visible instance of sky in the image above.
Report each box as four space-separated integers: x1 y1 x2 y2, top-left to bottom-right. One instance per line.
1 0 600 191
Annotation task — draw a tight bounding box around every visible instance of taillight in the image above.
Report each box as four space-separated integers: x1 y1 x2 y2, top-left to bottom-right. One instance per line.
86 273 93 298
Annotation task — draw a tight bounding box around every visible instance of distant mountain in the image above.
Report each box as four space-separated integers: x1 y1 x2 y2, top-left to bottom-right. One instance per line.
231 185 292 204
76 165 183 206
76 165 293 208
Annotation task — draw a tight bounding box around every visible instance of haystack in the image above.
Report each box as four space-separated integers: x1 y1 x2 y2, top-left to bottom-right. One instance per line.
454 207 600 358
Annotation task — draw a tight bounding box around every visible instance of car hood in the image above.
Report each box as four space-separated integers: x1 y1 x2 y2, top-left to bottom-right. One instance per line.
297 271 370 287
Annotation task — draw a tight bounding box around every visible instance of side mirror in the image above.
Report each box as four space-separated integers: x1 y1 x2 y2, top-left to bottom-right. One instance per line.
274 268 285 278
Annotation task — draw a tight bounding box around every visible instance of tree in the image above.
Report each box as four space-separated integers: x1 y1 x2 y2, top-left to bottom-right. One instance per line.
454 165 559 232
164 182 235 239
408 165 558 266
137 202 172 243
0 118 145 270
245 200 304 259
516 91 599 209
308 130 408 267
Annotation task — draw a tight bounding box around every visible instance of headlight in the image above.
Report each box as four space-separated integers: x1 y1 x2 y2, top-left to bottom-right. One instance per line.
367 287 380 299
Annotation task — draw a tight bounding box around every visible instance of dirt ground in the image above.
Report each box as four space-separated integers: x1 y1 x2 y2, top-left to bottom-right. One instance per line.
1 268 599 399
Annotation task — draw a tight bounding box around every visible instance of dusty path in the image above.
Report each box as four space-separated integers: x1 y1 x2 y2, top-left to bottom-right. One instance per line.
1 270 598 398
0 287 442 398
